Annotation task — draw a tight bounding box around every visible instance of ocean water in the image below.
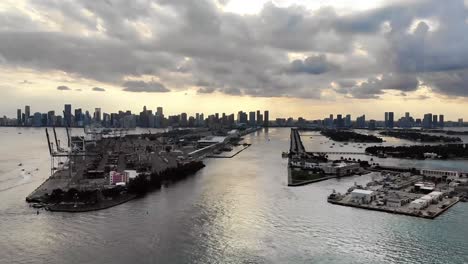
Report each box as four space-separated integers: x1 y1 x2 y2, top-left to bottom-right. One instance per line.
0 127 467 264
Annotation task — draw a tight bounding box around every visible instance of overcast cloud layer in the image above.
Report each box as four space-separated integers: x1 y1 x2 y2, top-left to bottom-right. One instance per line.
0 0 468 99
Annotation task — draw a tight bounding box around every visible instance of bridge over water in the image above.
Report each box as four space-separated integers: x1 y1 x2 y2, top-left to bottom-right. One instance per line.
308 151 367 155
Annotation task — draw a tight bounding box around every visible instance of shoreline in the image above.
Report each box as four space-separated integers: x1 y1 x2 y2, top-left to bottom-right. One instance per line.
46 194 137 213
328 197 460 220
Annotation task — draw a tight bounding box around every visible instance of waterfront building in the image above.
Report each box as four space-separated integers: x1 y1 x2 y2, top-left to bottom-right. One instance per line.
249 111 256 126
264 110 269 127
409 198 428 210
350 189 375 204
356 115 366 128
421 169 460 180
24 105 30 122
17 109 22 125
384 112 394 128
432 115 438 128
109 171 128 185
345 114 351 128
386 192 409 207
237 111 248 124
439 115 444 128
32 112 42 127
368 119 376 130
423 113 433 129
336 114 343 128
64 104 72 126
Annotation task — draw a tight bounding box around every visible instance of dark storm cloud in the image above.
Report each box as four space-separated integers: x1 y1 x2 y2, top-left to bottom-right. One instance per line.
339 74 419 99
57 85 71 91
92 87 106 92
122 80 170 93
197 87 216 94
1 0 468 99
287 55 338 75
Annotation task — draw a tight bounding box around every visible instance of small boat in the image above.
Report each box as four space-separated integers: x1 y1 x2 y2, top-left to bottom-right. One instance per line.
32 203 44 208
18 163 22 166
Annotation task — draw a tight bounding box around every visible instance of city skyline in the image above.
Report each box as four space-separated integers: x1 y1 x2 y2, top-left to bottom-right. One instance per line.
3 103 465 129
1 0 468 120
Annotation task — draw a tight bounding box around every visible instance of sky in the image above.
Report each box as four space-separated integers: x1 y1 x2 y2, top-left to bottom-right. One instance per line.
0 0 467 120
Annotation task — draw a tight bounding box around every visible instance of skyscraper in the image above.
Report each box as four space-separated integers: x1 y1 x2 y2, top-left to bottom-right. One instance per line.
385 112 394 128
432 115 438 128
94 108 102 122
17 109 22 125
388 112 394 128
345 114 351 128
156 107 163 117
384 112 388 128
356 115 366 128
249 111 256 126
264 110 269 127
75 108 83 127
47 111 55 126
423 113 433 129
336 114 343 128
64 104 72 126
24 105 30 124
439 115 444 128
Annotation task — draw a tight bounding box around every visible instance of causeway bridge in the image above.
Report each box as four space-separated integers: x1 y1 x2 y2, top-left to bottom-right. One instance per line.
308 151 367 155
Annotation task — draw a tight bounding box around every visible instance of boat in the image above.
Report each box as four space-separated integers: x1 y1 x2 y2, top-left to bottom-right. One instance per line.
18 163 22 166
282 152 289 158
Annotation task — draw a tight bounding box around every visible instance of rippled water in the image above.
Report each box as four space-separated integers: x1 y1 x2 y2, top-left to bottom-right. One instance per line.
0 127 467 264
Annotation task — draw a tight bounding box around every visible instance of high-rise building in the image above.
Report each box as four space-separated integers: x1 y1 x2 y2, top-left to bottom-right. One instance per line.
369 119 376 130
237 111 247 124
384 112 388 128
423 113 433 129
156 107 163 117
264 110 269 127
336 114 343 128
94 108 102 122
432 115 438 128
345 114 351 128
64 104 72 126
47 111 55 126
249 111 256 126
356 115 366 128
24 105 30 124
17 109 22 125
33 112 42 127
181 113 188 127
388 112 394 128
74 108 83 127
439 115 444 128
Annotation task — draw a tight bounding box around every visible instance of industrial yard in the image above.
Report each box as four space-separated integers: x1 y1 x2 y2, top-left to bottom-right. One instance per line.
327 169 466 219
26 126 259 211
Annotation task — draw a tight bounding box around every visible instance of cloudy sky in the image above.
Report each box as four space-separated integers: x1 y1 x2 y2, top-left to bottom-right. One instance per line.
0 0 467 120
